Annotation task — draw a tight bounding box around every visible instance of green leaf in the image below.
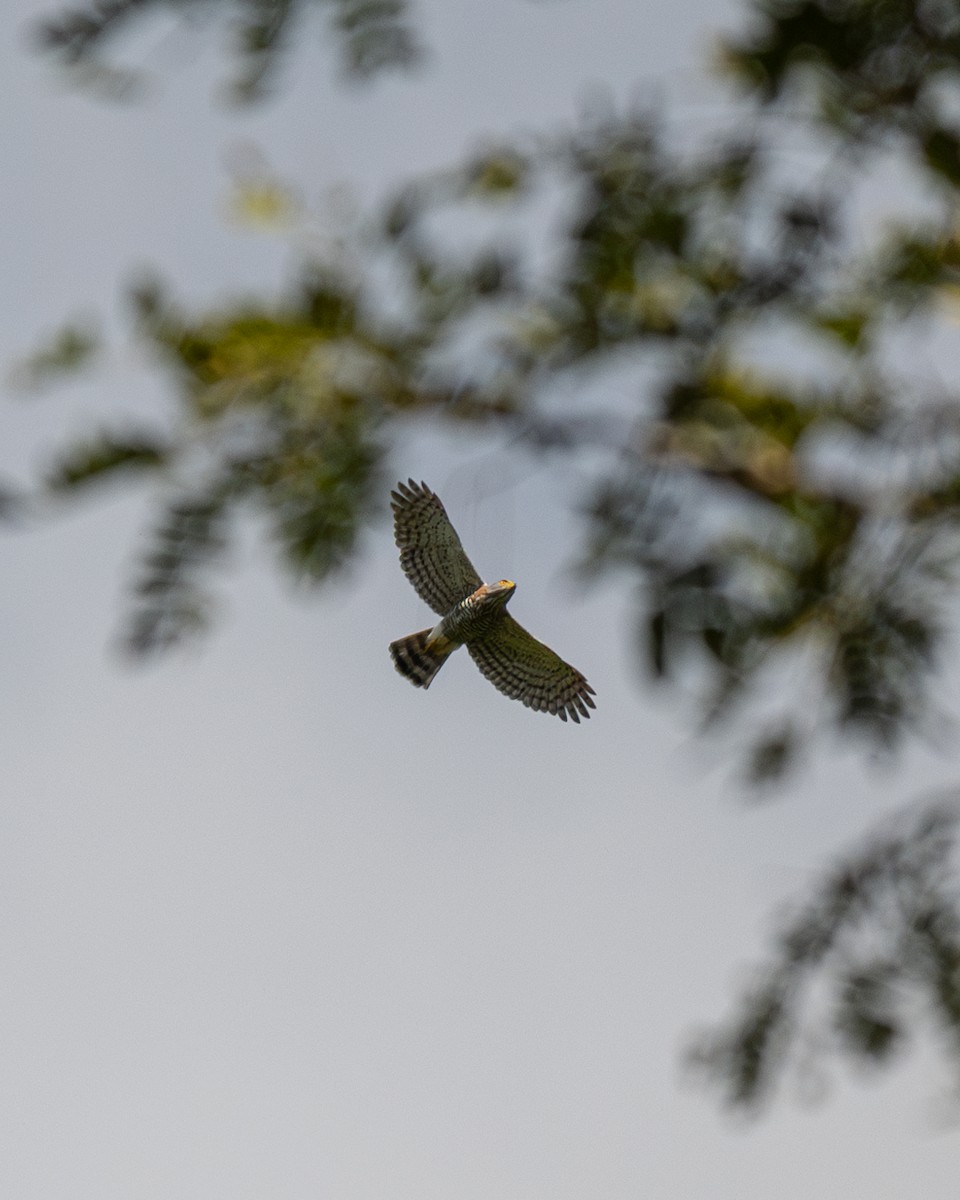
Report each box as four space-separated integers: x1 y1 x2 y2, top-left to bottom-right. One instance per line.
465 151 528 197
746 728 796 785
46 433 168 491
123 486 234 655
814 308 869 348
647 608 668 678
10 322 99 391
923 127 960 186
834 965 902 1062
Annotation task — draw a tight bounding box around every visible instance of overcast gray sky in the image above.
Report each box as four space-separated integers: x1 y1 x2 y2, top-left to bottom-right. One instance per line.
3 2 960 1197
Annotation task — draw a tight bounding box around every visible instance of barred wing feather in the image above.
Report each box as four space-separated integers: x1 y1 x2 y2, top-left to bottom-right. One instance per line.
468 614 596 723
391 479 483 615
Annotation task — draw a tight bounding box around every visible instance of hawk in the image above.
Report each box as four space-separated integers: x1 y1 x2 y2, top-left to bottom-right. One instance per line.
389 479 596 722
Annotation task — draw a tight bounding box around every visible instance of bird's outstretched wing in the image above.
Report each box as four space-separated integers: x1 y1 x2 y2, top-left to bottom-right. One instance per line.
468 613 596 723
391 479 484 615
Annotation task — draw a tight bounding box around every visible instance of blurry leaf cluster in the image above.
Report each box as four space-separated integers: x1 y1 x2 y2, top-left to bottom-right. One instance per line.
379 101 960 781
9 322 99 391
722 0 960 150
46 432 169 491
690 801 960 1109
26 158 535 652
32 0 423 99
93 271 407 652
22 0 960 768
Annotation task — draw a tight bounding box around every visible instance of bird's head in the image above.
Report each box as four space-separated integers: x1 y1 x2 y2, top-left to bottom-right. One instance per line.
480 579 516 610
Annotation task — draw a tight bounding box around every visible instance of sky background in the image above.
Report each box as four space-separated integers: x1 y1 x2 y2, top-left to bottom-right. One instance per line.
3 1 960 1197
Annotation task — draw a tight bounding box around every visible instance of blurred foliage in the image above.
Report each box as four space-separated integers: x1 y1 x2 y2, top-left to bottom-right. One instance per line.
91 270 411 651
721 0 960 142
9 321 99 391
29 86 960 768
689 800 960 1109
45 430 169 491
18 0 960 1111
32 0 423 99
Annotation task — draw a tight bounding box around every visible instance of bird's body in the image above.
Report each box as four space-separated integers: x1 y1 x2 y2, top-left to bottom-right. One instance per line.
439 581 517 643
390 580 516 689
389 480 595 722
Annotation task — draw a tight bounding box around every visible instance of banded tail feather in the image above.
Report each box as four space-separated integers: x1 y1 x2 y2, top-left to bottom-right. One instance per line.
389 628 456 690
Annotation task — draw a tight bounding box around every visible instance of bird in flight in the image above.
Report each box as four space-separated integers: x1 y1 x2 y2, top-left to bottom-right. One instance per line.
389 480 596 722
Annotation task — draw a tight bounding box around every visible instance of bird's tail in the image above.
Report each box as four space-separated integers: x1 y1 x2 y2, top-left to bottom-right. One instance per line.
390 628 455 690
